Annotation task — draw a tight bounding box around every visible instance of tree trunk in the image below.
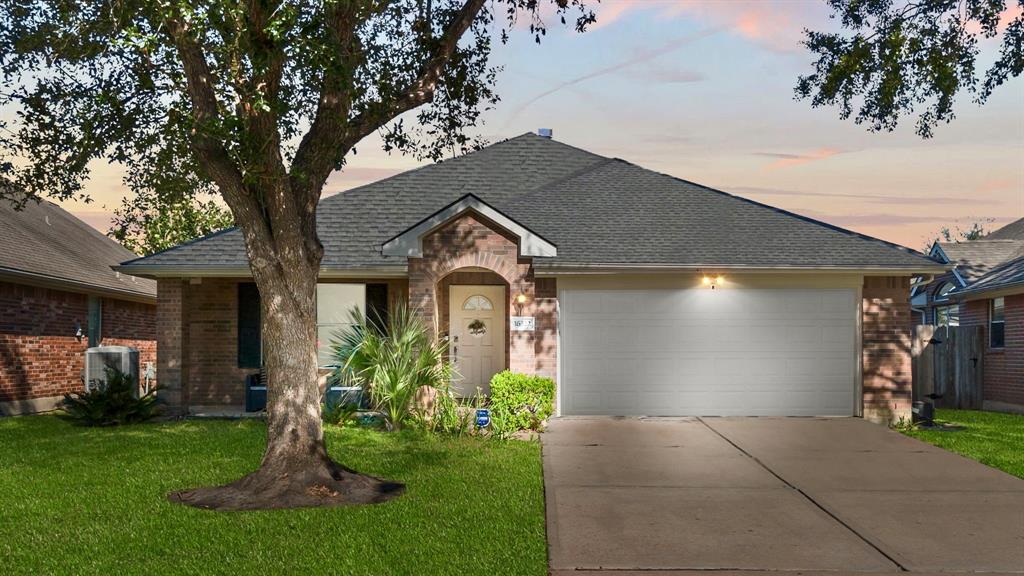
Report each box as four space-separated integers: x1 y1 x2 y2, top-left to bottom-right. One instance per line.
169 237 403 511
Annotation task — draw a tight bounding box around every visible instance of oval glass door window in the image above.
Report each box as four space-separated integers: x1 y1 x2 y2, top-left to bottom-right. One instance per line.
462 295 493 311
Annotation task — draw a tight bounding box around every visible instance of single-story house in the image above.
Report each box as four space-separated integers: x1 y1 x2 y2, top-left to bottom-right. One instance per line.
1 199 157 415
118 132 945 424
948 251 1024 413
908 219 1024 413
912 219 1024 326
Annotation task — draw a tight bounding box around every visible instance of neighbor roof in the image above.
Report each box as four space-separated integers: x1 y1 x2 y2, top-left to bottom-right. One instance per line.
0 199 156 300
934 240 1024 284
985 217 1024 240
119 133 942 275
952 254 1024 299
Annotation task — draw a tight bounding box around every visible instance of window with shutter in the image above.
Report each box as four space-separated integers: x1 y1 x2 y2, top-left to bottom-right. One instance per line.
237 283 262 368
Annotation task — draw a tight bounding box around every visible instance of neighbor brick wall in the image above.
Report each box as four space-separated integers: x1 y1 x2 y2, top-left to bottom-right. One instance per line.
0 280 156 409
408 212 538 374
960 295 1024 408
102 298 157 388
862 276 913 424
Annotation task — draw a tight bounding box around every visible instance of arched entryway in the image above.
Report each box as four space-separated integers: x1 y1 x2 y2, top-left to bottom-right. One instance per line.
437 268 510 395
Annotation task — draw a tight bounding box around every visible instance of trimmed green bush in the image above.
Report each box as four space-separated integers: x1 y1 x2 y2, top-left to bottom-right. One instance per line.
489 371 554 434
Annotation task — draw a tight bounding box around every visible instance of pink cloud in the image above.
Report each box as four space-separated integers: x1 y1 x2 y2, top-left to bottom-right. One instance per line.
975 178 1014 194
760 148 845 169
590 0 828 52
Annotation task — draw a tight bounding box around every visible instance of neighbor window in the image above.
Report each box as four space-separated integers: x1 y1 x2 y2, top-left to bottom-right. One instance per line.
990 297 1005 349
935 305 959 329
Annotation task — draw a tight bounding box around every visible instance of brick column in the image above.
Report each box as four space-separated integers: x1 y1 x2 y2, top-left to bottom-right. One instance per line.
156 279 187 414
862 276 912 424
533 277 558 381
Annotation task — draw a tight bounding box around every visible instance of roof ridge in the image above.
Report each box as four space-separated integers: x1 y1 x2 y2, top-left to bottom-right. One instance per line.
322 132 608 205
119 225 239 266
605 157 935 264
514 156 619 203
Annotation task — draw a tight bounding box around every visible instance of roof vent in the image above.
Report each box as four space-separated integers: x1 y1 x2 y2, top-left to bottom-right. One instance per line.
537 128 553 139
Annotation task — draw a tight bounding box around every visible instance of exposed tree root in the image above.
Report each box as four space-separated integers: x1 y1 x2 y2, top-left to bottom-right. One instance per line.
168 458 404 511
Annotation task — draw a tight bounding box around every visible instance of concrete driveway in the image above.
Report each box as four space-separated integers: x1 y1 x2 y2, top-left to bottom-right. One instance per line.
543 417 1024 575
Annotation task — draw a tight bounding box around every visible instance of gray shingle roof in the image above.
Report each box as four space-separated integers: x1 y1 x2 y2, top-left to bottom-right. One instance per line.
953 254 1024 298
985 217 1024 240
0 199 156 299
120 133 941 274
937 240 1024 283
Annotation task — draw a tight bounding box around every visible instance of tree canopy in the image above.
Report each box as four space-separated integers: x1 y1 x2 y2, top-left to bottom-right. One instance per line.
798 0 1023 137
0 0 593 213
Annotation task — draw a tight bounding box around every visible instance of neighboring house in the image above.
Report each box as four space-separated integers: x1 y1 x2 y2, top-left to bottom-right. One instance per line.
118 132 944 424
0 200 157 415
909 218 1024 413
912 220 1024 326
949 250 1024 413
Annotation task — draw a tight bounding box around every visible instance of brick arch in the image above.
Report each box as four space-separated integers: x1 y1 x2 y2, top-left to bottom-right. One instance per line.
426 252 519 287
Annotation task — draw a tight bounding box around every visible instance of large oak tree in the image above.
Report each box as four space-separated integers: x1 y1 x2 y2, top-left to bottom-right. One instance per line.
0 0 593 510
799 0 1024 137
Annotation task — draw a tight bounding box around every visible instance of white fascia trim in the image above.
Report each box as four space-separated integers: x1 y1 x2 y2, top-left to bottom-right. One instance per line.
533 264 949 276
380 194 557 258
113 265 409 279
929 242 950 263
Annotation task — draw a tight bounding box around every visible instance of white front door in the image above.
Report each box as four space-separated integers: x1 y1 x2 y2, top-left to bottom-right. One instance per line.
450 285 506 396
560 288 858 416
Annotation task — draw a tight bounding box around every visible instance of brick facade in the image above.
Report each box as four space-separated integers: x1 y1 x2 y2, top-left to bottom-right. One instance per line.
0 280 156 413
157 214 916 425
157 277 408 413
862 276 913 424
408 213 541 375
960 295 1024 409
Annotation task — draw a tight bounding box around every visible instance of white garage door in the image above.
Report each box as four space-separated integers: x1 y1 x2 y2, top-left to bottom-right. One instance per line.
560 289 857 416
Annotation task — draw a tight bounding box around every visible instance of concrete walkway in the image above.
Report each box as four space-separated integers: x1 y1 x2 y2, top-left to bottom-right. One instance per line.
543 417 1024 575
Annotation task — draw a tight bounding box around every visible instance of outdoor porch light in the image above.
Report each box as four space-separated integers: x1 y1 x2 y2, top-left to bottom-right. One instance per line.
515 293 528 314
702 275 725 290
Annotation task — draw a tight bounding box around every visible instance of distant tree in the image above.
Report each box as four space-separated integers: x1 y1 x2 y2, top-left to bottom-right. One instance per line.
798 0 1024 137
110 192 234 256
0 0 595 511
925 219 993 250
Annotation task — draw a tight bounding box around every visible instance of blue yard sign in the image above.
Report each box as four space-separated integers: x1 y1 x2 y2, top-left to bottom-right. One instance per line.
476 409 490 428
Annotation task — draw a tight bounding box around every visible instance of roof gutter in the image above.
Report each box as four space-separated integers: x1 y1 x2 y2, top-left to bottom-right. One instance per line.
533 263 950 276
0 267 157 303
114 265 410 279
950 279 1024 301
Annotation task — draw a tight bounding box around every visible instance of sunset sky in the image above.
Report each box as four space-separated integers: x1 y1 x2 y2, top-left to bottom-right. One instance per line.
51 0 1024 250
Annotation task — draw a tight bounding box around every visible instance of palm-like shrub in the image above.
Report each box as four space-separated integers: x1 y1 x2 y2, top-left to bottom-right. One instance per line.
63 368 160 426
331 305 450 431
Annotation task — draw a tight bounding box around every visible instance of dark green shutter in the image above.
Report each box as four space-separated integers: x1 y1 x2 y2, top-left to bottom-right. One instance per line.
238 283 261 368
366 283 389 332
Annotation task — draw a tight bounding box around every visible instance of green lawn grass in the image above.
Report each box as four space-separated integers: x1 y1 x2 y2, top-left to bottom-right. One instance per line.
0 415 547 576
902 409 1024 479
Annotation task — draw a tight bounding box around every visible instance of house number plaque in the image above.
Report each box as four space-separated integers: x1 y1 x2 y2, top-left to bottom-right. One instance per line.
510 316 535 331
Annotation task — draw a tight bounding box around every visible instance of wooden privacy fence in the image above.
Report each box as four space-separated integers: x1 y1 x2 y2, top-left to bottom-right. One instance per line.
911 325 984 409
